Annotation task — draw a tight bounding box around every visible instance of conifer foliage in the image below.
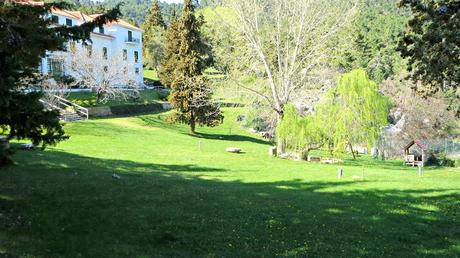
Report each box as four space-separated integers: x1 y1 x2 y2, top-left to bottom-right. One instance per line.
163 0 222 133
0 1 120 165
142 0 167 70
158 8 180 87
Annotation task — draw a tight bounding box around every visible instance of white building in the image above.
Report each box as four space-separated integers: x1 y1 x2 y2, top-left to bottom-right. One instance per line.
40 7 144 85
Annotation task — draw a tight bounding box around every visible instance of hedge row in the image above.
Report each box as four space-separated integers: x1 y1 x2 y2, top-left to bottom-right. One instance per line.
109 103 165 116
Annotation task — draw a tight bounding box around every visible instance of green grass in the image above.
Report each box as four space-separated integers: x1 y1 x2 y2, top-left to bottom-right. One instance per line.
143 69 159 81
67 89 163 107
1 108 460 257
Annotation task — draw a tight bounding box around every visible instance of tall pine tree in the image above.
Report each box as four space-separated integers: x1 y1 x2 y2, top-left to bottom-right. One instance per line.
158 8 180 87
166 0 222 133
142 0 167 70
0 1 120 165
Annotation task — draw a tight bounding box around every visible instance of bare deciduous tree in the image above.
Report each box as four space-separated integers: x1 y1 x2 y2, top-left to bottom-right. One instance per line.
39 75 72 107
57 45 140 103
226 0 358 151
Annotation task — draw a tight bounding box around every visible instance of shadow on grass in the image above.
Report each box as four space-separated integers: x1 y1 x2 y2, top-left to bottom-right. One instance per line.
1 150 460 257
138 115 189 134
191 132 271 146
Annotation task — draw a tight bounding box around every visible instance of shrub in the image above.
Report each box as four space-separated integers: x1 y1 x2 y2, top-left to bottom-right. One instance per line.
426 153 456 167
110 103 164 116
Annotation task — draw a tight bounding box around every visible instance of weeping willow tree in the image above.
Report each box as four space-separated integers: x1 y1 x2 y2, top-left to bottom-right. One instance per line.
316 69 389 158
276 104 326 159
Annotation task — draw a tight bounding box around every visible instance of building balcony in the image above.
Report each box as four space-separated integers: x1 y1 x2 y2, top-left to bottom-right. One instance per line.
125 37 140 44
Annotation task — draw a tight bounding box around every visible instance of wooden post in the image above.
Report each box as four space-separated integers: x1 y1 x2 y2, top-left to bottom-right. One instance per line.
338 167 343 179
418 164 423 177
198 140 202 151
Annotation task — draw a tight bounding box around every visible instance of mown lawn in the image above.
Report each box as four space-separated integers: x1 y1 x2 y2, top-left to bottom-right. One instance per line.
1 108 459 257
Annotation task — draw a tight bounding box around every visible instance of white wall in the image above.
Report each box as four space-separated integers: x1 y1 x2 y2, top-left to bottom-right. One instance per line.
41 12 143 85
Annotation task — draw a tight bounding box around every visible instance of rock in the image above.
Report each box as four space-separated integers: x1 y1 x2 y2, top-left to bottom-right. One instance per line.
225 147 241 153
249 128 257 133
112 173 121 179
0 137 9 151
20 143 34 150
259 131 273 139
307 156 321 162
268 146 277 156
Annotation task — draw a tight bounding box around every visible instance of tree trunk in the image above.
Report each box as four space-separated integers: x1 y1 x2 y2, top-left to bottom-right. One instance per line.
190 111 196 134
96 90 103 104
348 142 356 159
275 110 285 155
0 137 11 165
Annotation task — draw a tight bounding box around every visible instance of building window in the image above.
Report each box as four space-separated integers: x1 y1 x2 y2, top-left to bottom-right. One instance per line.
135 68 139 74
51 15 59 24
123 49 127 60
99 26 104 34
66 18 72 26
128 30 133 42
102 47 108 60
134 51 138 63
47 58 64 77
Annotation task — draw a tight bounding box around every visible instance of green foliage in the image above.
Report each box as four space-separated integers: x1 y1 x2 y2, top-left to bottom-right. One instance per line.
0 1 120 164
199 6 246 74
398 0 460 95
103 0 182 26
337 0 409 83
316 69 389 155
142 0 167 70
276 104 325 157
167 0 222 133
109 103 164 116
158 9 180 87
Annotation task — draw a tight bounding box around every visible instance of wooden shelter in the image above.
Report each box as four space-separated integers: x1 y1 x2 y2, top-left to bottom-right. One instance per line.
404 140 427 167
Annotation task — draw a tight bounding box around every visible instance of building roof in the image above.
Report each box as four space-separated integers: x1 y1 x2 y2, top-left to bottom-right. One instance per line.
16 0 143 32
404 139 428 151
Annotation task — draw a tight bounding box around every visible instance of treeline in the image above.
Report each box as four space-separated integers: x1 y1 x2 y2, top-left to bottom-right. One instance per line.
45 0 215 26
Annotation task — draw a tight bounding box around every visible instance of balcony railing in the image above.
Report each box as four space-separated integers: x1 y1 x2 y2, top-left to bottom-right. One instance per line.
125 37 140 44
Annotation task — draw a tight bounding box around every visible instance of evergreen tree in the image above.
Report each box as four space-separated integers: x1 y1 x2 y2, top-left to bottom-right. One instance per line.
143 0 166 30
158 8 180 87
0 1 120 165
142 0 167 70
167 0 222 133
399 0 460 94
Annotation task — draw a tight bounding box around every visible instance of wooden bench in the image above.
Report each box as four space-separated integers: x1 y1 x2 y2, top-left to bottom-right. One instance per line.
405 155 422 167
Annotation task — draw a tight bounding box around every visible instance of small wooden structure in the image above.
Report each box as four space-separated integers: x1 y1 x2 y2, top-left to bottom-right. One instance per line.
404 139 427 167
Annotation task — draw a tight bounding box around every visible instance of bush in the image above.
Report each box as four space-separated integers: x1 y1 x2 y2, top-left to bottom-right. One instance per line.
426 153 456 167
438 153 456 167
157 90 169 101
110 103 164 116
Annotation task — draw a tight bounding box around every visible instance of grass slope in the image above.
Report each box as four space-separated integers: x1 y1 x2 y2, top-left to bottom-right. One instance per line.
1 109 459 257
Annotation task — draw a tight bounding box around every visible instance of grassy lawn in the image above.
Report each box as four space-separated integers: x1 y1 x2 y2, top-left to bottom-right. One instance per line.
143 69 159 81
67 89 165 107
1 108 460 257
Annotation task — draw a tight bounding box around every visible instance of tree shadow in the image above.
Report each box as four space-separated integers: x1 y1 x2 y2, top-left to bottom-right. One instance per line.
190 132 271 146
1 150 459 257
